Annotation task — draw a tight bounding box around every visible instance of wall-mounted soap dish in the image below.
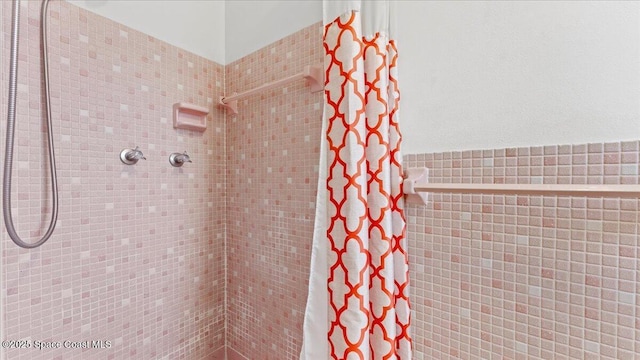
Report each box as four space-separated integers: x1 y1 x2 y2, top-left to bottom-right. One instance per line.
173 102 209 132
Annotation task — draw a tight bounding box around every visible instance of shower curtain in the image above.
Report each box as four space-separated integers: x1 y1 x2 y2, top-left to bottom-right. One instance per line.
300 1 411 359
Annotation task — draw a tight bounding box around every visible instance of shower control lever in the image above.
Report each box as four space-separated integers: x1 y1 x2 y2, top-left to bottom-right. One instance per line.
120 146 146 165
169 151 192 167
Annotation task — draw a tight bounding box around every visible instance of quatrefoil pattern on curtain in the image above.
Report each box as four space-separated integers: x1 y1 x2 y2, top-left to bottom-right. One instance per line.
324 9 412 360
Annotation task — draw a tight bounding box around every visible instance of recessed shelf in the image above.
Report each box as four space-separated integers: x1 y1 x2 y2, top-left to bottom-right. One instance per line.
173 102 209 132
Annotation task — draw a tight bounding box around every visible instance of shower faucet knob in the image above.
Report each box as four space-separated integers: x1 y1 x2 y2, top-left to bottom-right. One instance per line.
120 146 146 165
169 151 192 167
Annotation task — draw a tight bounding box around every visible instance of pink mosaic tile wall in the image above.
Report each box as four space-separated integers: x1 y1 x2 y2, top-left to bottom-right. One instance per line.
0 1 226 359
225 23 323 359
405 141 640 359
3 2 639 360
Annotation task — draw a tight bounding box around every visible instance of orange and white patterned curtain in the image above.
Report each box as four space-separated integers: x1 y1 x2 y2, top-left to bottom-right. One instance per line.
300 1 411 359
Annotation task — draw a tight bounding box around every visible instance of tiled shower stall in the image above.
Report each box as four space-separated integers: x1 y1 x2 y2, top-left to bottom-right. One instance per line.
2 1 639 360
0 1 226 359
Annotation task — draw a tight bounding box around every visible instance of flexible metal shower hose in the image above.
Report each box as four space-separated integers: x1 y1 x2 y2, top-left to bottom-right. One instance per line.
3 0 59 248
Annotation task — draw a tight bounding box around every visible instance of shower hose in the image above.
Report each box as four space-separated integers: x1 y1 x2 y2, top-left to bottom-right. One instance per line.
3 0 58 248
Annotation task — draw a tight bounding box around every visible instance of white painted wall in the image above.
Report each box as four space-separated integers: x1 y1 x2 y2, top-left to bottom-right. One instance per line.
398 1 640 154
224 0 322 64
65 0 226 64
65 1 639 154
224 1 640 154
63 0 323 65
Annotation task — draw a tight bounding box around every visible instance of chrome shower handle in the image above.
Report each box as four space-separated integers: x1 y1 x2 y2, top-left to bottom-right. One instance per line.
120 146 146 165
128 146 146 161
169 151 192 167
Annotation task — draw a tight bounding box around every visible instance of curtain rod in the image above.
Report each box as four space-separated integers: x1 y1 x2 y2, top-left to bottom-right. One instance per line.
219 65 323 115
